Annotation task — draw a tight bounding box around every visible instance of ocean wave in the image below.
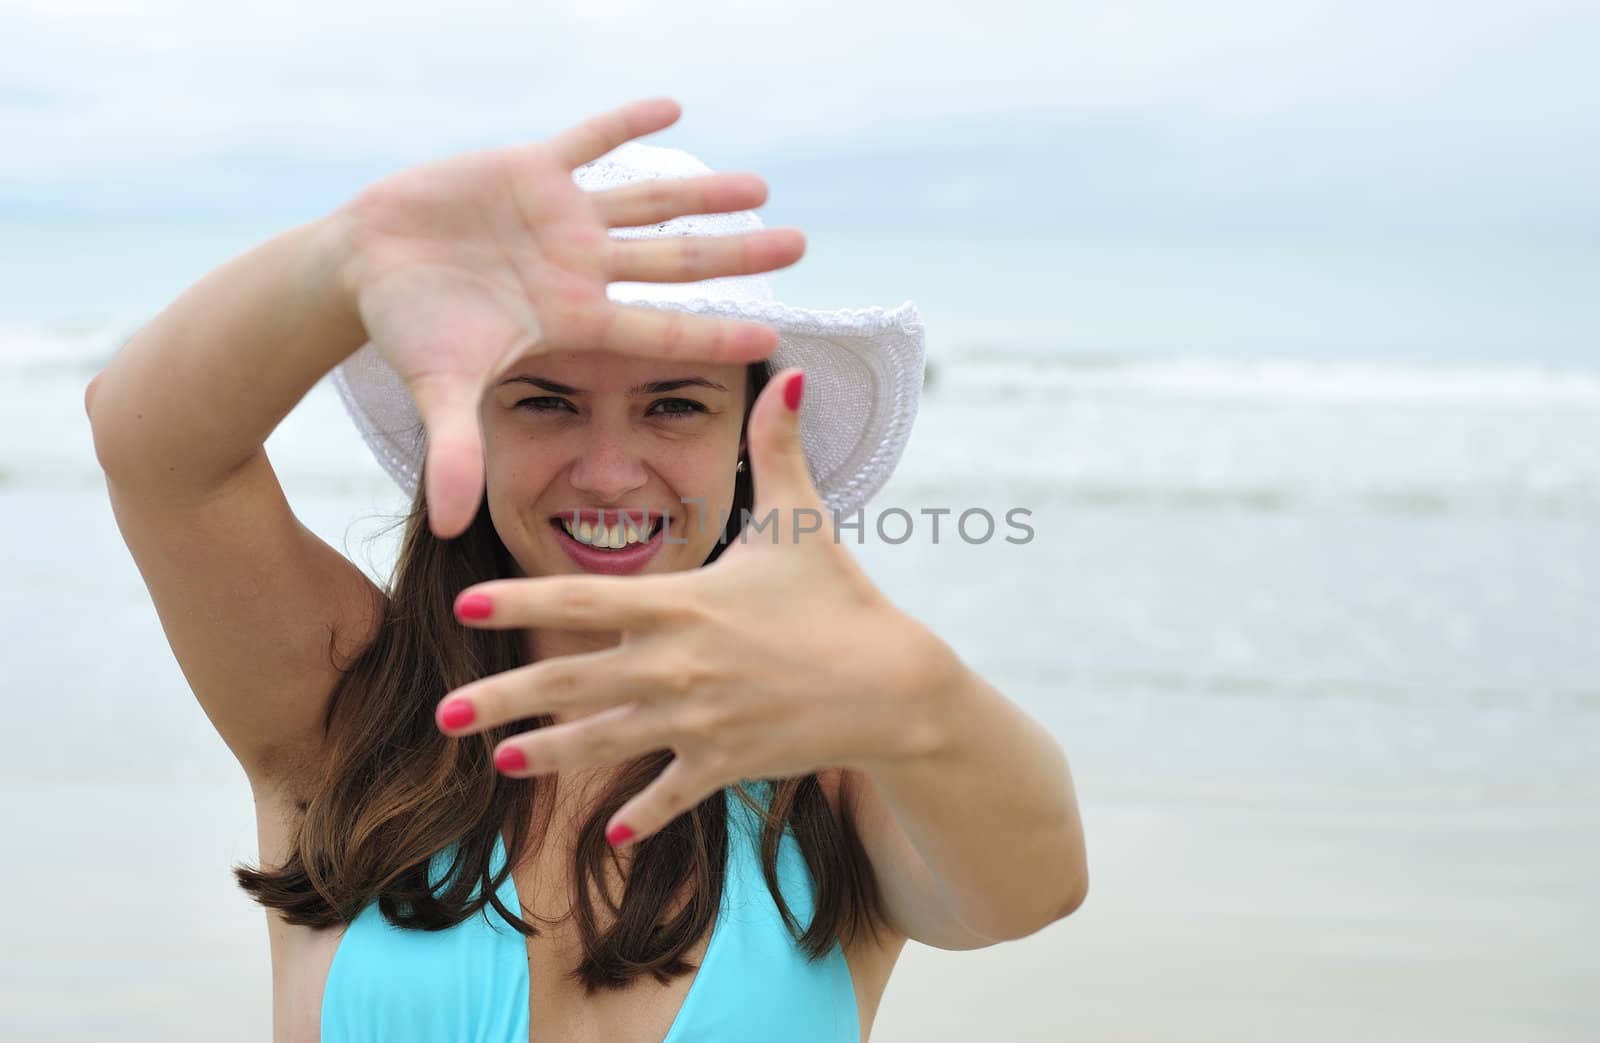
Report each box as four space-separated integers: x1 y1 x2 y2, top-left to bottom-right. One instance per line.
932 351 1600 405
7 319 1598 405
0 319 130 374
872 477 1600 519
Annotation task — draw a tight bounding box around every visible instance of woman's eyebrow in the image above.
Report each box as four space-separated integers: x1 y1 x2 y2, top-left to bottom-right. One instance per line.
500 376 729 394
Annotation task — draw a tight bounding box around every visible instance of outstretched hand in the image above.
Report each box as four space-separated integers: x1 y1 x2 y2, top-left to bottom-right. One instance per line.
334 97 806 538
432 367 957 848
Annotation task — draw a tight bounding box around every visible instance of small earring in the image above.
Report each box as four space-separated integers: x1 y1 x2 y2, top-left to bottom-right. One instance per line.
735 459 746 474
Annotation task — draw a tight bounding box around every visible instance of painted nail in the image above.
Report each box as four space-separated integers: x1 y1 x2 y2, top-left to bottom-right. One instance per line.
606 823 635 847
456 593 493 620
437 699 475 730
494 747 527 773
784 371 805 412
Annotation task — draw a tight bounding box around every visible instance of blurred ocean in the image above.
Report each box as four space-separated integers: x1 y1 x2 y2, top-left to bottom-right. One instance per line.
2 226 1597 1040
5 220 1600 369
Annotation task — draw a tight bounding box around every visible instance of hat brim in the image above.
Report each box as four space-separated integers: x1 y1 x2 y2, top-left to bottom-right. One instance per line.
330 296 925 517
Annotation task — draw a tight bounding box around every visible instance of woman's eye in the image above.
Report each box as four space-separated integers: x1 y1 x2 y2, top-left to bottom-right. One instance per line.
514 396 572 413
512 397 707 417
649 398 707 418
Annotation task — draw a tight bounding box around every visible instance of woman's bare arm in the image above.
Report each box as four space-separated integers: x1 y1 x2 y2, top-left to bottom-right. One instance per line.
85 210 384 787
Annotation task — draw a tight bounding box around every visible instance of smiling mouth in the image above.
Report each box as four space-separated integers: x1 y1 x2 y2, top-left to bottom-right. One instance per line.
549 514 667 550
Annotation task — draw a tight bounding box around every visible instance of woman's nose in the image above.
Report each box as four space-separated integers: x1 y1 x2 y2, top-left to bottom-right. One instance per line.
567 435 648 502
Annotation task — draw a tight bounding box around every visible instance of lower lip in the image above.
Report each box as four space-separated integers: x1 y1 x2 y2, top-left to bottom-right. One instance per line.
549 519 667 575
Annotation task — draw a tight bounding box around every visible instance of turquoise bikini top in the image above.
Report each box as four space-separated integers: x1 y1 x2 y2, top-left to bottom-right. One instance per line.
320 781 859 1042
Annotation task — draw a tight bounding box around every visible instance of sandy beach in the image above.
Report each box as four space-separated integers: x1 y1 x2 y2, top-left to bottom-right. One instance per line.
3 731 1594 1041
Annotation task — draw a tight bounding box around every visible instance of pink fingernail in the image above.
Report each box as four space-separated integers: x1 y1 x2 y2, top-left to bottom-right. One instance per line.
437 699 475 730
456 593 493 620
494 747 526 773
606 823 635 847
784 371 805 412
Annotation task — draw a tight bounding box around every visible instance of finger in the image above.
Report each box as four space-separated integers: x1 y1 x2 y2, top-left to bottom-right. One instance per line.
453 573 684 632
746 366 822 517
605 756 728 849
595 301 778 366
404 372 486 540
590 171 769 230
546 97 683 171
608 227 805 285
436 646 641 734
490 703 675 778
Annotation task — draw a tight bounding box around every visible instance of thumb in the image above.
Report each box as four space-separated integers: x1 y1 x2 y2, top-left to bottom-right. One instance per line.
406 372 487 540
747 367 819 512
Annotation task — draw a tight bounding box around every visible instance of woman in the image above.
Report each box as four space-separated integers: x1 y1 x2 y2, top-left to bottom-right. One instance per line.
86 97 1087 1042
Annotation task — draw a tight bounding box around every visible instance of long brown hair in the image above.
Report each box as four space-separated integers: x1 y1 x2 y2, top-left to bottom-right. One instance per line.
235 358 886 991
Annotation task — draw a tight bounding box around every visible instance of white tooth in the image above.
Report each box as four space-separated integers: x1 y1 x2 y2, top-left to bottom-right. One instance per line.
560 514 655 550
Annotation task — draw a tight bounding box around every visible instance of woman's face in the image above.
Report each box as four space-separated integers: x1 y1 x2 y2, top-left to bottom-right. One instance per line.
478 350 748 579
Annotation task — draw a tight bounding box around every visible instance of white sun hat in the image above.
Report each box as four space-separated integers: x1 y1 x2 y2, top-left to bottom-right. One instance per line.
330 139 926 517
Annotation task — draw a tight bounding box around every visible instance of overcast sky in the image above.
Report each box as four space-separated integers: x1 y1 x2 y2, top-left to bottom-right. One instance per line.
2 0 1597 236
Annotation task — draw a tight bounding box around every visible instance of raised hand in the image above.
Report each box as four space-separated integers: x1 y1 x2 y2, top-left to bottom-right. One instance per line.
332 97 806 538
